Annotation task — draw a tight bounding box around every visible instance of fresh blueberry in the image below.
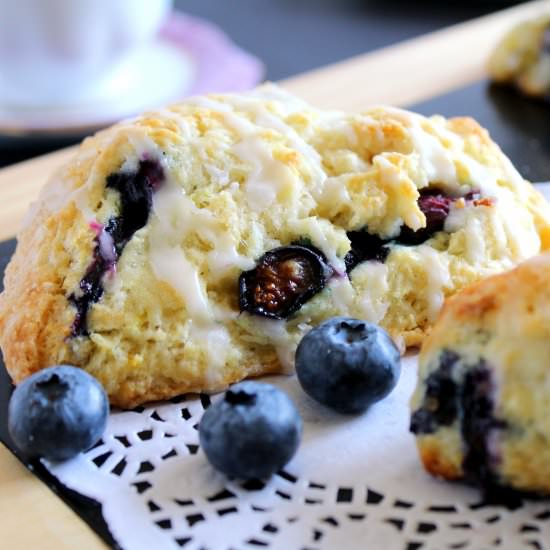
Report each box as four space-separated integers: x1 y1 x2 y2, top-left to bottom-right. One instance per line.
8 365 109 461
199 382 302 479
295 317 401 414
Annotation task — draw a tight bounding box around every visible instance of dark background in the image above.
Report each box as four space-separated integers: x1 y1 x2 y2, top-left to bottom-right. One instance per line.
181 0 517 81
0 0 524 168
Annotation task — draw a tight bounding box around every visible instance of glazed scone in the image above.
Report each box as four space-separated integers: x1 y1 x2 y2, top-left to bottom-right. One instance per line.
411 253 550 497
1 85 550 407
489 15 550 97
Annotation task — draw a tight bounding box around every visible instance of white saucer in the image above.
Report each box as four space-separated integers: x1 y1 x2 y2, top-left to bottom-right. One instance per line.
0 12 264 139
0 41 194 135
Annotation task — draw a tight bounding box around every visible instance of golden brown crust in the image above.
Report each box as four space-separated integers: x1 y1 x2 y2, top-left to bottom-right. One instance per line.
0 204 83 382
417 437 463 481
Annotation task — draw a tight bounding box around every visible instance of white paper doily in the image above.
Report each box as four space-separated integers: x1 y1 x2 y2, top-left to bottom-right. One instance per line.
44 355 550 550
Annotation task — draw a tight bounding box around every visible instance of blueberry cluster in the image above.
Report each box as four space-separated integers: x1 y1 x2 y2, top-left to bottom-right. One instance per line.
8 318 401 477
199 318 401 478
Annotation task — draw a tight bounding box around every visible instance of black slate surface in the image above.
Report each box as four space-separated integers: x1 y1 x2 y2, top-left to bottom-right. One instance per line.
0 78 549 548
180 0 504 82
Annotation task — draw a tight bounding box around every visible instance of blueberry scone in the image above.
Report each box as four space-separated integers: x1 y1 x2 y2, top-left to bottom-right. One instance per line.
1 85 549 407
489 15 550 97
411 253 550 497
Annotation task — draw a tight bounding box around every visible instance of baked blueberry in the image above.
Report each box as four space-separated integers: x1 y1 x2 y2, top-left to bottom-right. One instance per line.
397 190 453 245
295 317 401 414
344 231 391 273
410 349 461 435
239 245 333 319
70 159 165 337
8 365 109 461
199 382 302 479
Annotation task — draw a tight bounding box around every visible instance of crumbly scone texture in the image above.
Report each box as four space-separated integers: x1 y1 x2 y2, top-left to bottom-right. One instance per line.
412 252 550 495
1 85 550 407
488 15 550 97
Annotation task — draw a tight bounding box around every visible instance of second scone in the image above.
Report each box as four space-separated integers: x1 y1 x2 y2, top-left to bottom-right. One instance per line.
1 85 549 407
411 251 550 496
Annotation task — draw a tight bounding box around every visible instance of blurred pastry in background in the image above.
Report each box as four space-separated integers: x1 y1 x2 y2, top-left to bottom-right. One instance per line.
411 252 550 498
489 15 550 98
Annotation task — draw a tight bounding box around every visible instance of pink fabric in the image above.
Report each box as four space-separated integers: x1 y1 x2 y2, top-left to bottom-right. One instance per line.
160 11 264 96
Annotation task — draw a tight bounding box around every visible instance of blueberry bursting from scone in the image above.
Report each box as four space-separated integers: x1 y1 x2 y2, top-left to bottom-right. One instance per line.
344 189 483 274
69 160 164 336
239 245 333 319
240 189 486 319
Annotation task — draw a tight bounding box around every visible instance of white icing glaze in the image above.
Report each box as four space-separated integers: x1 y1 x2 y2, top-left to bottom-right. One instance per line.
328 276 355 315
149 242 211 322
233 137 293 210
351 262 390 324
408 124 457 187
253 317 295 373
290 217 346 273
327 264 390 326
227 92 326 187
444 203 468 233
415 245 451 321
192 323 231 385
318 177 352 209
187 94 297 212
98 227 117 264
153 184 253 276
464 214 487 264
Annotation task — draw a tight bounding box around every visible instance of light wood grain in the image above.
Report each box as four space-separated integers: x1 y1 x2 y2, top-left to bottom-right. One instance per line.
283 0 550 110
1 1 550 547
0 446 104 549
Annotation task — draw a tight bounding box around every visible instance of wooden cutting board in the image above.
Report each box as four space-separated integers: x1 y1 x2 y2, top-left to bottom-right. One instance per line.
1 1 550 547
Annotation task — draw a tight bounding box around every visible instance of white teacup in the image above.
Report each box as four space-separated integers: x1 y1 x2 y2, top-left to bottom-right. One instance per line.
0 0 173 107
